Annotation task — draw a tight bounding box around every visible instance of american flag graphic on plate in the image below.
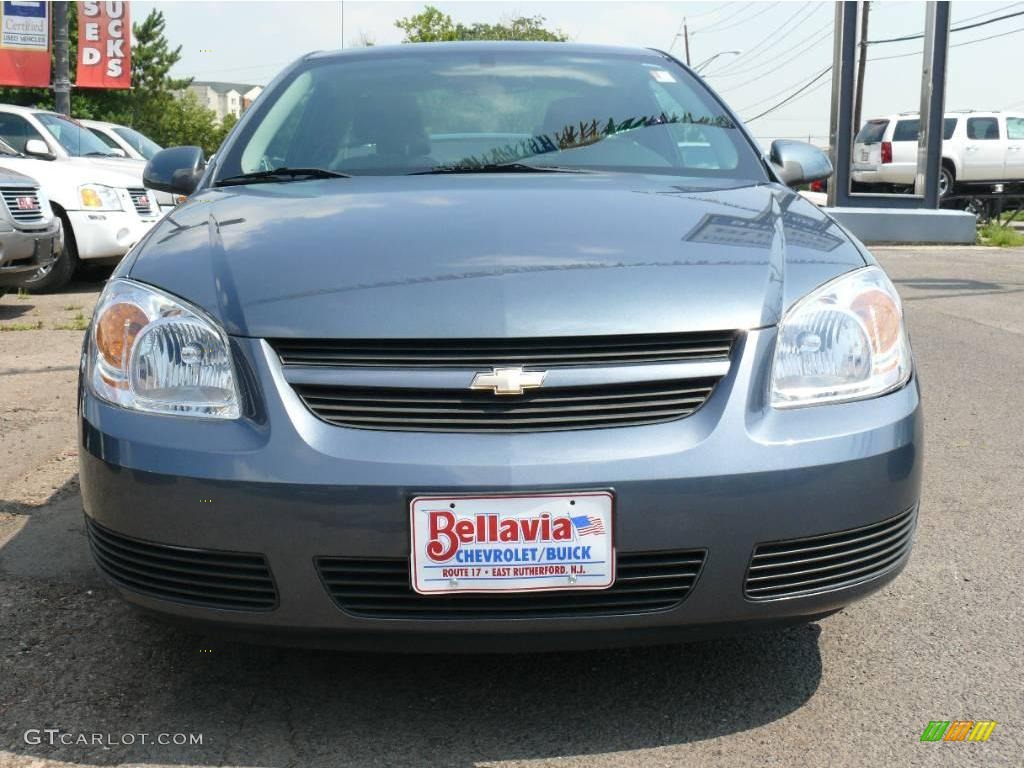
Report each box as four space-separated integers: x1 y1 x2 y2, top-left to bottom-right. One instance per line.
571 514 605 536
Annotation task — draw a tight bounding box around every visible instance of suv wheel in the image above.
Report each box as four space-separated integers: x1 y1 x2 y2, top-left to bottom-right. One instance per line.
938 166 954 198
22 215 77 293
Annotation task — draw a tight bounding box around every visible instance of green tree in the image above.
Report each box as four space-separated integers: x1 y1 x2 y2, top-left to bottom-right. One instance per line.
395 5 568 43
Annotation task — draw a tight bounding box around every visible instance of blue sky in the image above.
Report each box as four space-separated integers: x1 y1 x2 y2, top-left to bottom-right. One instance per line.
136 1 1024 146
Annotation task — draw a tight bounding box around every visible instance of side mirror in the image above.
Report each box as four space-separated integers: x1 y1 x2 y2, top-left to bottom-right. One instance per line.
143 145 205 196
24 138 53 159
769 140 833 187
109 147 127 158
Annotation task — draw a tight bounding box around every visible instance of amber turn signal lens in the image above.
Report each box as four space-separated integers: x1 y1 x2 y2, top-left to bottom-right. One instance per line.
852 289 901 353
96 302 149 368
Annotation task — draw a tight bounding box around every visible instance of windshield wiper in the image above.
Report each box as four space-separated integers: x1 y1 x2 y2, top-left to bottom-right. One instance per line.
215 167 351 187
410 162 590 176
84 151 116 157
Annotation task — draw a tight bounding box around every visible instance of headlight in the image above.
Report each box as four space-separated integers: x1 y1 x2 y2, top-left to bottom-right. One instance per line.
88 279 240 419
771 266 912 408
78 184 123 211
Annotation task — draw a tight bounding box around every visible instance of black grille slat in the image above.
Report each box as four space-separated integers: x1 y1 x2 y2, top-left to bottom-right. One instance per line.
295 378 720 433
271 332 735 369
87 518 277 611
744 508 916 600
1 186 45 223
127 187 153 216
317 550 706 619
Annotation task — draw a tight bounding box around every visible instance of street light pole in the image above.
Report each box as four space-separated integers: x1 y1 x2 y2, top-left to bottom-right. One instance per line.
53 1 71 117
694 50 742 73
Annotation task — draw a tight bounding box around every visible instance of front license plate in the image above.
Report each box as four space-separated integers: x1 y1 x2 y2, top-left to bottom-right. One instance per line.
410 492 614 595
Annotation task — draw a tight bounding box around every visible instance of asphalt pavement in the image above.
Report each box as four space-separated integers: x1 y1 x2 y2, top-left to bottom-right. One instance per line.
0 246 1021 767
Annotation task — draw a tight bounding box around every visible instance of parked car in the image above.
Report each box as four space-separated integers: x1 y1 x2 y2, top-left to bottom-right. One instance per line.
853 110 1024 196
80 118 163 162
0 106 163 291
80 43 921 651
0 166 62 296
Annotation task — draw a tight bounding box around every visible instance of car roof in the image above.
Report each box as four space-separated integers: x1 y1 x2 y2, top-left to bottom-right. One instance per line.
0 103 41 116
305 41 665 63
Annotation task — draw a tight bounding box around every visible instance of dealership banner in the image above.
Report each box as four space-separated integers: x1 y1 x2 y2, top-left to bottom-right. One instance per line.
0 1 50 87
77 1 131 89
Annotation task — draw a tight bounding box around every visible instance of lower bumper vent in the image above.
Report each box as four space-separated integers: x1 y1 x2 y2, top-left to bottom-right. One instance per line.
744 507 917 600
317 550 706 619
86 518 277 611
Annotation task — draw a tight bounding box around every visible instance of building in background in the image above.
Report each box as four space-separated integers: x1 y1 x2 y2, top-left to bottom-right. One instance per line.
188 81 263 121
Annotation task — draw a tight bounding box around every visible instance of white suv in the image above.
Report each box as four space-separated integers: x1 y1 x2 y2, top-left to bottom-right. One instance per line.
0 104 163 291
852 110 1024 197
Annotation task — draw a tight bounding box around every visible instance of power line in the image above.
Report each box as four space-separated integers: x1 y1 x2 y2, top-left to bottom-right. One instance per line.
733 63 832 112
743 20 1024 126
706 22 832 79
866 9 1024 44
868 22 1024 63
743 65 833 123
684 2 734 20
705 2 818 75
691 2 767 35
951 1 1023 26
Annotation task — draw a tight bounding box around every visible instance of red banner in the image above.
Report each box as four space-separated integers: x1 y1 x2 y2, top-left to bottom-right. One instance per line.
0 1 51 87
77 1 131 89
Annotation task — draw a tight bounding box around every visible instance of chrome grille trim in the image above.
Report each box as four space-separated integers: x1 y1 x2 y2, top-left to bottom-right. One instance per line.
271 331 736 369
0 186 44 223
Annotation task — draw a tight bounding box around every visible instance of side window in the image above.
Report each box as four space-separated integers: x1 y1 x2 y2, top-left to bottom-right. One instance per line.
0 112 45 153
966 117 999 140
88 127 120 150
943 118 957 140
1007 117 1024 140
892 120 919 142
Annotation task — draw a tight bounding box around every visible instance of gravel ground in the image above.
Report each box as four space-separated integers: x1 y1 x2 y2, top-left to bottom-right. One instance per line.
1 247 1022 768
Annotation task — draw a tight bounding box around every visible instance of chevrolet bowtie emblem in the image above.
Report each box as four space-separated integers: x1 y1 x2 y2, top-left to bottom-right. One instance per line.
470 367 546 395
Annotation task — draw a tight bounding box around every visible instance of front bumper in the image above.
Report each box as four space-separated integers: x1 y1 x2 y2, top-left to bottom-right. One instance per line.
79 329 923 650
0 217 62 288
66 209 159 260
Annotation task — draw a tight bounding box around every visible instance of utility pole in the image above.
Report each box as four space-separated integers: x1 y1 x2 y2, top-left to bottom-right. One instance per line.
853 1 870 133
53 1 71 116
683 18 691 66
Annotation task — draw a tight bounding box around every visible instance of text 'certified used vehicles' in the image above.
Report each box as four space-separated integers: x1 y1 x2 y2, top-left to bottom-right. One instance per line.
79 43 921 651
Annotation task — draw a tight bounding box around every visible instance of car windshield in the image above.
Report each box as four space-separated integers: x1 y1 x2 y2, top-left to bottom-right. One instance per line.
34 112 118 157
0 136 19 156
112 125 163 160
216 47 766 182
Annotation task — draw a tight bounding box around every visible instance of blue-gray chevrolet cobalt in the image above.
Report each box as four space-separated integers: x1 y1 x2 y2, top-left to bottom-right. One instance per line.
79 43 921 651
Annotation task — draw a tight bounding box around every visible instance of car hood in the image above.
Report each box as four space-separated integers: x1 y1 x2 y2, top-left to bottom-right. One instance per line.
76 155 146 179
126 174 866 339
0 155 145 188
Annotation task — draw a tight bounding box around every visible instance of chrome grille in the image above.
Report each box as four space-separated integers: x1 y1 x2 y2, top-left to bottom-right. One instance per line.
294 378 720 432
127 187 154 217
86 518 277 611
271 331 735 368
744 507 917 600
317 550 706 619
0 186 44 223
